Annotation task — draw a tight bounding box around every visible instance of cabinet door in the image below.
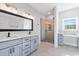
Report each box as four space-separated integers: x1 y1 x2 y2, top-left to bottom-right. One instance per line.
0 48 9 56
34 39 38 50
30 36 39 53
31 39 34 52
12 44 22 56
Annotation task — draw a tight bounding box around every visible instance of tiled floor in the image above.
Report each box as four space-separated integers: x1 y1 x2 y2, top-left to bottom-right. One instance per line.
31 42 79 56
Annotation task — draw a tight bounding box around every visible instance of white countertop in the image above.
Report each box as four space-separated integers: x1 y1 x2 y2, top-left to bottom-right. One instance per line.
0 34 38 42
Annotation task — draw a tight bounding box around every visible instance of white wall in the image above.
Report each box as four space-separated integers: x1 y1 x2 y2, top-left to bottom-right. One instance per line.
40 17 45 41
0 3 43 44
12 3 43 35
59 6 79 46
57 3 79 12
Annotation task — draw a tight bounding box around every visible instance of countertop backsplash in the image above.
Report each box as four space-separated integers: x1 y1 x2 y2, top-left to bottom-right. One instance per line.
0 31 32 38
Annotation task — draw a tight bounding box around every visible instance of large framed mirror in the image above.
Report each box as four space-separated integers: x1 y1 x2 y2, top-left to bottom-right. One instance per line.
0 9 33 31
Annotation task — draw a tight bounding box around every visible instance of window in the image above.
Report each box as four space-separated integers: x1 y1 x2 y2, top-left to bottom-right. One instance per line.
63 17 78 30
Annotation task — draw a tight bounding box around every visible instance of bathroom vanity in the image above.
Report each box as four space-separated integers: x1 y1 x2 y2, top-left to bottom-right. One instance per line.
0 35 39 56
0 4 39 56
59 34 79 47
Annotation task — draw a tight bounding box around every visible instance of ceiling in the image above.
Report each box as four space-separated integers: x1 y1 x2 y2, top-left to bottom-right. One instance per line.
57 3 79 12
27 3 56 15
13 3 79 16
28 3 79 14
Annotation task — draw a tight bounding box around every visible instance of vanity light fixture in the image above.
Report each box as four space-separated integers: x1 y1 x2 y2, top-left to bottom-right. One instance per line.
5 3 11 7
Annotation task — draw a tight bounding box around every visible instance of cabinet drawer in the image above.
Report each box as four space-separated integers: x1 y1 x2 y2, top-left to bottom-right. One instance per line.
23 41 30 50
23 48 30 56
23 37 30 43
0 39 22 50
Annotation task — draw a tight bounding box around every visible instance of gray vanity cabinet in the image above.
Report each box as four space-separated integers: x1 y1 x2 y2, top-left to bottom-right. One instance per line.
30 35 39 53
0 48 10 56
0 38 23 56
0 35 39 56
10 44 22 56
30 39 35 53
22 37 31 56
22 36 39 56
34 36 39 50
0 44 22 56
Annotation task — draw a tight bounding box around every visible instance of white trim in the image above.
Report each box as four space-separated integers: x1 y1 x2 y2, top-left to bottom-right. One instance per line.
54 7 58 48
